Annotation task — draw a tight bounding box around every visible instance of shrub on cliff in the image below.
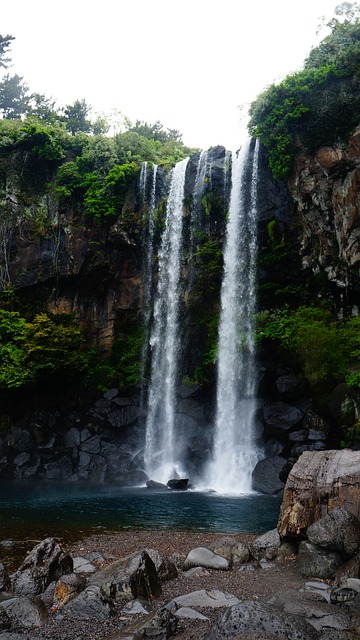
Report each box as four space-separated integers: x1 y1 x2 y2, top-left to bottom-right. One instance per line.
248 5 360 179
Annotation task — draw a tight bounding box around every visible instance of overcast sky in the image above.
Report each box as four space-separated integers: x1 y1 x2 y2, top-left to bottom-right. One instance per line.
2 0 339 150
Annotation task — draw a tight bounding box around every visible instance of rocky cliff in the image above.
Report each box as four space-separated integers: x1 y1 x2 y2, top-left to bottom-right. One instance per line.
1 130 360 487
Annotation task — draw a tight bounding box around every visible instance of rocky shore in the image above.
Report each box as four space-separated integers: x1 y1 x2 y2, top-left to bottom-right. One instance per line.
0 523 359 640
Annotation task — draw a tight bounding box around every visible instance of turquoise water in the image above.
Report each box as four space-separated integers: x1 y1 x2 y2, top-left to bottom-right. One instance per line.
0 484 281 567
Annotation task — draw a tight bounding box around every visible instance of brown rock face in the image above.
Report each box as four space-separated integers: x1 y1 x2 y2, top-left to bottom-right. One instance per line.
278 450 360 540
290 128 360 287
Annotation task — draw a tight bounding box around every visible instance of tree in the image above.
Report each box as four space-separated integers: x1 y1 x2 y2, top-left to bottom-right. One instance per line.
26 93 59 123
0 74 29 119
128 119 183 143
0 34 14 69
92 113 110 135
63 98 92 135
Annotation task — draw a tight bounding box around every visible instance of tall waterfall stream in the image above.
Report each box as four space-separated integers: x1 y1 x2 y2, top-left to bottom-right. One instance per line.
143 142 262 493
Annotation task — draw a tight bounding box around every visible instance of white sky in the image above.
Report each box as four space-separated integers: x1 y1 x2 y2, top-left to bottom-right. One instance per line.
2 0 338 150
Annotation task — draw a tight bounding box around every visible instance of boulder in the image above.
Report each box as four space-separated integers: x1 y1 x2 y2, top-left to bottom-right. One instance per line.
278 449 360 539
129 551 162 600
173 589 239 609
204 600 318 640
147 550 178 582
167 478 189 490
307 508 360 559
53 573 86 609
146 480 168 490
250 529 281 560
0 596 48 628
208 536 251 565
263 402 304 435
88 550 161 601
11 537 73 596
275 374 307 401
62 585 113 619
120 606 177 639
297 540 343 579
184 547 229 571
252 456 287 494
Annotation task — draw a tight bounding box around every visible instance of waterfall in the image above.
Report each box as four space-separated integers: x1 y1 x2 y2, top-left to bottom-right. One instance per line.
207 138 261 494
140 163 158 391
144 157 189 483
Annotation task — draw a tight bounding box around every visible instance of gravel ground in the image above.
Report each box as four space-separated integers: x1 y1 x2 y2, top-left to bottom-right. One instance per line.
16 529 305 640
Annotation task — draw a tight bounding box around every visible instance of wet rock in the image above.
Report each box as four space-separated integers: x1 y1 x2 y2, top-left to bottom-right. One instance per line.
307 508 360 559
297 541 343 579
184 547 229 571
252 456 286 494
146 480 168 490
11 537 73 596
166 478 189 490
204 599 318 640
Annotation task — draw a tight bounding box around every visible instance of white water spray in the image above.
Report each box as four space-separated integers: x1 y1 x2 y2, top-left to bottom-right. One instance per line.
140 163 158 391
144 158 189 483
207 139 261 494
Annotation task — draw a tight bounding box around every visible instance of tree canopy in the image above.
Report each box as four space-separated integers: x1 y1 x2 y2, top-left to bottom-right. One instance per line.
248 2 360 179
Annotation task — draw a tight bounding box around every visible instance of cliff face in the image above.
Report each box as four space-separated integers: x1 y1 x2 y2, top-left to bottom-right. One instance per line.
289 126 360 306
1 133 360 487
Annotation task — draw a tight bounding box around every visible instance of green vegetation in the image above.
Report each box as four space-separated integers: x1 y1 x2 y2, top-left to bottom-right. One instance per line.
257 305 360 392
0 309 86 389
248 3 360 179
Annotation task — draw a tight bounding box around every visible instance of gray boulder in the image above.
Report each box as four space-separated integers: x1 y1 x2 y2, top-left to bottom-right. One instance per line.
11 537 73 595
208 536 251 565
147 550 178 582
89 550 160 601
263 402 304 434
307 508 360 559
250 529 281 560
252 456 286 494
204 600 318 640
53 573 86 609
62 585 113 619
297 540 343 578
0 596 48 628
184 547 229 570
173 589 239 609
123 606 177 639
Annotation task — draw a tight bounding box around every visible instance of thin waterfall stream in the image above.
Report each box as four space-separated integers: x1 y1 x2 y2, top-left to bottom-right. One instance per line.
207 139 262 494
144 157 189 484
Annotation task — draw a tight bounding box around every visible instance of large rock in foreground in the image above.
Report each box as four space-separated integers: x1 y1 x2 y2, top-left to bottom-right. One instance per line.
278 450 360 539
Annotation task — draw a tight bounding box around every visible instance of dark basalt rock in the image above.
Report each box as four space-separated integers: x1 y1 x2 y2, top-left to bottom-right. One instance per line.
166 478 189 490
